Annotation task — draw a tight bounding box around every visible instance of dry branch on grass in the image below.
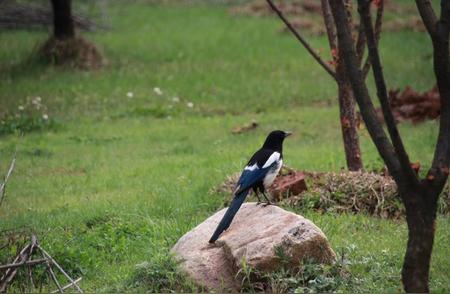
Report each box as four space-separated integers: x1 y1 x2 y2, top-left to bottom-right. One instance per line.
0 152 16 207
0 235 83 293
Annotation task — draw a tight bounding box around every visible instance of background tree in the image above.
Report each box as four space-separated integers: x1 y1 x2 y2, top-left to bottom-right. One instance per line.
266 0 383 171
51 0 75 40
40 0 103 69
329 0 449 292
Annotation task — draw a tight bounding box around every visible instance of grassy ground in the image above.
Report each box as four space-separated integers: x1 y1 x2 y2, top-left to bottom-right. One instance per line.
0 1 448 292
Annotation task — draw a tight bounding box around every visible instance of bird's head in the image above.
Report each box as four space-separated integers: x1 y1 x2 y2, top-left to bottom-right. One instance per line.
262 130 292 151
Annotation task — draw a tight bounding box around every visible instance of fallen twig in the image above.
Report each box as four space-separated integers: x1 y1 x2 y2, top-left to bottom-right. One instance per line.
0 151 17 207
50 278 82 294
45 260 64 294
38 246 83 293
0 258 47 271
0 236 35 292
0 235 83 293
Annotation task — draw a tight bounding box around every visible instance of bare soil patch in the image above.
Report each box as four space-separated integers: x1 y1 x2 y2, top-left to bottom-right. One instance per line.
229 0 425 36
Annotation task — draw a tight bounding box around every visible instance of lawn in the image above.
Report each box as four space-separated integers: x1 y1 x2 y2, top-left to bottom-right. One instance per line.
0 1 448 292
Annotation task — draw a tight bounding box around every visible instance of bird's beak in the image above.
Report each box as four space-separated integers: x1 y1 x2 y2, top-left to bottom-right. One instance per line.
284 131 292 138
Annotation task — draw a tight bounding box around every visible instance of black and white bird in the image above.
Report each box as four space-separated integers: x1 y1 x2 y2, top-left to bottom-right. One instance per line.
209 130 291 243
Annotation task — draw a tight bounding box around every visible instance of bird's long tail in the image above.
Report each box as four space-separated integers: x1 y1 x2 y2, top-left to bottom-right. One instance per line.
208 189 249 243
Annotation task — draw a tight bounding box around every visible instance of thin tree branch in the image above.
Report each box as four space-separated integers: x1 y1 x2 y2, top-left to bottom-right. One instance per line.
0 240 33 292
45 263 64 293
266 0 337 80
361 0 384 80
38 246 83 293
321 0 337 51
373 1 384 43
0 152 17 207
415 0 438 37
361 55 371 78
39 246 64 293
50 278 82 294
27 236 37 289
321 0 364 171
329 0 405 186
0 258 47 270
358 0 419 186
356 18 366 64
426 0 450 193
0 244 30 289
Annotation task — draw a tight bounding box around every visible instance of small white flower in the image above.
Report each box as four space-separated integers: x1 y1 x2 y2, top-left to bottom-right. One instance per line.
153 87 163 96
18 105 24 111
187 102 194 108
166 115 172 120
42 114 49 120
127 92 134 98
32 97 41 105
172 96 180 103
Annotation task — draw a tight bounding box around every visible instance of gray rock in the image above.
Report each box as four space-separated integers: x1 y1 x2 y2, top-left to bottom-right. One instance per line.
171 203 336 291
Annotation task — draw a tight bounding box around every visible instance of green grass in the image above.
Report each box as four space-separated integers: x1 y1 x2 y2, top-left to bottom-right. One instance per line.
0 1 448 292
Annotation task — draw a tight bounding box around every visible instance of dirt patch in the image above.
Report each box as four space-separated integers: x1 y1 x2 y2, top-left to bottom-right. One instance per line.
229 0 425 36
38 36 104 70
231 120 259 134
375 86 440 124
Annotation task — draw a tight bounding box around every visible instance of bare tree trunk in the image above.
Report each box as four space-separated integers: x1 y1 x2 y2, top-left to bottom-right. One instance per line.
337 67 362 171
321 0 363 171
329 0 449 291
401 186 438 293
50 0 75 40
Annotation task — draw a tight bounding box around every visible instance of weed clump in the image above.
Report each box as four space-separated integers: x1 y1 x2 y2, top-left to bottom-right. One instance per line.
126 252 200 293
289 171 450 218
239 253 350 293
0 96 57 136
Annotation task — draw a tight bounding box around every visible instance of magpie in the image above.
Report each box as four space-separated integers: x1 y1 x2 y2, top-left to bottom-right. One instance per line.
209 130 291 243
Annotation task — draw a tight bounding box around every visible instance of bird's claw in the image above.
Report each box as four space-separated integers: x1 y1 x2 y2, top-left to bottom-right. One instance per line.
262 201 277 207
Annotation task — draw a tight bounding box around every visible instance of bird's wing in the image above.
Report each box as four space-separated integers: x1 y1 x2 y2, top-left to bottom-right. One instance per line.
234 150 280 195
262 151 281 168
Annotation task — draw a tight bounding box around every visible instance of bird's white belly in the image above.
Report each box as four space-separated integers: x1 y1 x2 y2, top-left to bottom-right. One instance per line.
263 159 282 188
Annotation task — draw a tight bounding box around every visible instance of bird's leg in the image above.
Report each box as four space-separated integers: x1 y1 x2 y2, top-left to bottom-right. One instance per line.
262 190 276 207
253 188 262 205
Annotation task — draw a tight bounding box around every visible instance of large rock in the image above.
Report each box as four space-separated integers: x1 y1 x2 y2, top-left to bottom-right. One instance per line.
171 203 336 291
